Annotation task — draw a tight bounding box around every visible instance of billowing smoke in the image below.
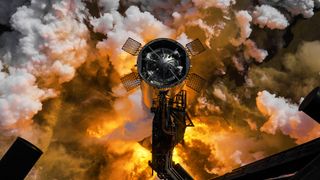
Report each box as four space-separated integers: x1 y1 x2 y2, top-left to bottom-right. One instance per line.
259 0 318 18
0 0 319 179
230 10 252 46
0 0 89 148
192 0 236 10
257 90 320 144
253 5 289 30
92 5 175 76
0 64 52 127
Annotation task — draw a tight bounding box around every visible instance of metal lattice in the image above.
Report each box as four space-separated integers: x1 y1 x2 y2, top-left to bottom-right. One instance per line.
120 72 141 91
122 37 142 56
186 39 205 56
186 73 206 93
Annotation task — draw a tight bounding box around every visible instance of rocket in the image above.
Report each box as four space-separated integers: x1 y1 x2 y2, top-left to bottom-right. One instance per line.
121 37 206 179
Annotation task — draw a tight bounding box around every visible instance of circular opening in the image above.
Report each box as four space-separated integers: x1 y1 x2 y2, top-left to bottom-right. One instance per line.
137 38 190 89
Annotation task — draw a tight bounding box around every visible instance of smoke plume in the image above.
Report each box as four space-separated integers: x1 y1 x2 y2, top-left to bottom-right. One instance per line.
0 0 319 179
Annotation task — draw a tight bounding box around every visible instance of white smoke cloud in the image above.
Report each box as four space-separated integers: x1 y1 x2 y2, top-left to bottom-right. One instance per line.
121 0 180 24
10 1 89 83
90 13 114 34
259 0 316 18
256 90 320 144
50 60 75 84
244 40 268 63
94 6 174 76
0 0 89 140
253 5 289 30
107 88 153 141
0 62 56 128
230 10 252 46
192 0 236 10
176 33 192 46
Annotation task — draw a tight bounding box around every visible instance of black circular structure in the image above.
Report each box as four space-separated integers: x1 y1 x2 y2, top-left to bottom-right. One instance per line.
137 38 190 89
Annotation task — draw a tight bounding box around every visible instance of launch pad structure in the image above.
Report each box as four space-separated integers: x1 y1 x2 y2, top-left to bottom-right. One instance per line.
121 37 206 179
149 90 194 180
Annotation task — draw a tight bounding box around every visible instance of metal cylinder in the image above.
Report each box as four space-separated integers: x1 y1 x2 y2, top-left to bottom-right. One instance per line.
0 137 43 180
299 87 320 123
137 38 190 90
137 38 190 107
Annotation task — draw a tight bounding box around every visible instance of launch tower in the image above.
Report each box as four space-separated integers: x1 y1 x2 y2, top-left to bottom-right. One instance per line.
121 37 205 179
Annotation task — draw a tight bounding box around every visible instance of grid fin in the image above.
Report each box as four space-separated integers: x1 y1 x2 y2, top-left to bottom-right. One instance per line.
121 38 142 56
186 39 205 56
120 72 141 91
186 73 206 93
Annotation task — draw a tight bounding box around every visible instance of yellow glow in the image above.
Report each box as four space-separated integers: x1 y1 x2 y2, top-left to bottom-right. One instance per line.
86 120 120 138
172 147 183 164
123 143 155 179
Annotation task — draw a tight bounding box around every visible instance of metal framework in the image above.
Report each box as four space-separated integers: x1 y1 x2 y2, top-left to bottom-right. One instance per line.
186 73 206 93
186 39 205 56
149 90 194 180
120 72 141 91
121 37 142 56
120 37 207 180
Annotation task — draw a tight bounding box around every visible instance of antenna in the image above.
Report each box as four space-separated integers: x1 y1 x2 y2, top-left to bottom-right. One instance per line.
186 73 206 93
120 72 141 91
186 39 206 56
122 37 142 56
